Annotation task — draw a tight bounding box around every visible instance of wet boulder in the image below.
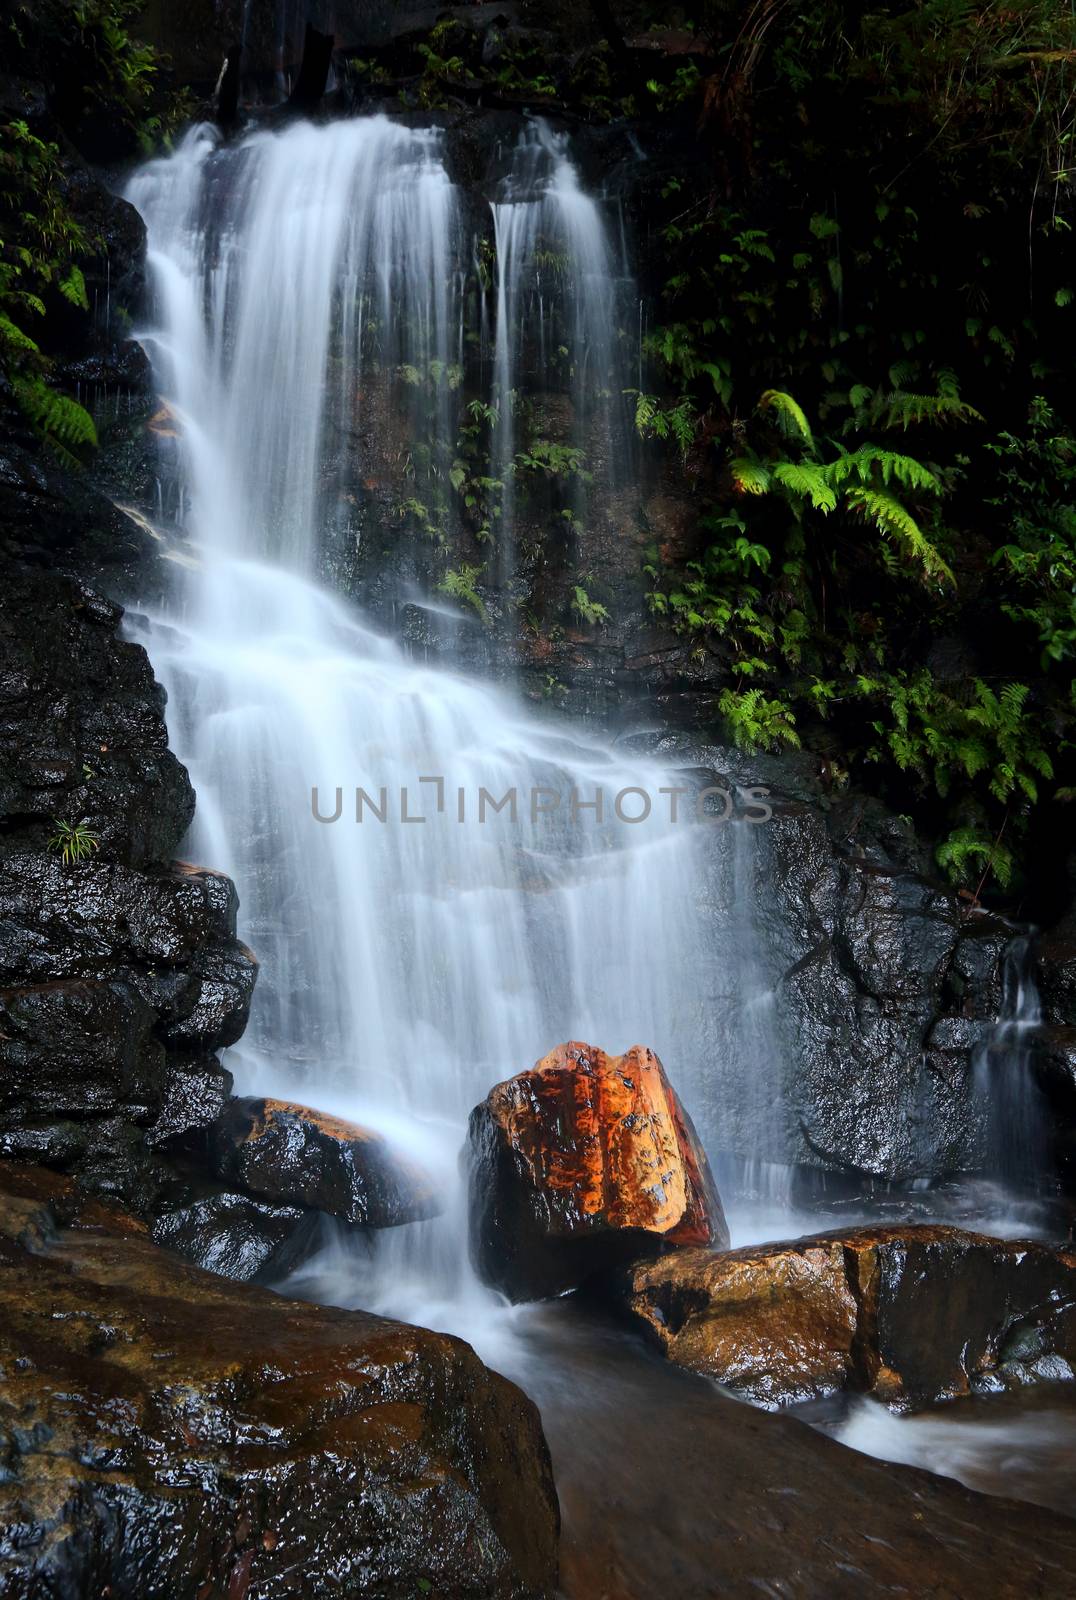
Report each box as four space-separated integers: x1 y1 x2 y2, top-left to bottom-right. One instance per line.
0 1161 559 1599
211 1096 441 1227
146 1053 234 1147
613 1224 1076 1410
0 979 164 1126
1035 914 1076 1026
467 1041 728 1301
151 1189 319 1282
0 567 193 866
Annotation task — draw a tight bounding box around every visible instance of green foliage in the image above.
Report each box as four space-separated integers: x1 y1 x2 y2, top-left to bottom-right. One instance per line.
2 8 178 459
987 398 1076 668
630 392 698 454
46 819 100 866
12 374 98 467
0 121 98 461
629 0 1076 892
936 827 1016 892
718 688 801 752
570 586 609 626
6 1 185 156
438 564 488 620
514 441 590 481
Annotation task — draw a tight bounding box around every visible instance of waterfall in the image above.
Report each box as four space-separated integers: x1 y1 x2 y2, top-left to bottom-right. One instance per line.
973 936 1050 1189
126 119 460 578
125 115 719 1325
489 121 633 582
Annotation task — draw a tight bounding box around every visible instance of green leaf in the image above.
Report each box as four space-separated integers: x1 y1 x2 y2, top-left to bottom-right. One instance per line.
729 458 771 495
58 265 89 311
773 461 836 511
758 389 814 447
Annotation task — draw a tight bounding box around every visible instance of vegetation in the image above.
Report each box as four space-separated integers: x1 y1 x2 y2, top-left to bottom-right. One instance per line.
438 563 489 620
0 117 99 462
626 0 1076 901
1 2 178 459
47 819 100 866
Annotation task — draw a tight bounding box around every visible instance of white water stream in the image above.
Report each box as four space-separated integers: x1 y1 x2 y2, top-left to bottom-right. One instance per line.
125 116 723 1332
123 113 1055 1354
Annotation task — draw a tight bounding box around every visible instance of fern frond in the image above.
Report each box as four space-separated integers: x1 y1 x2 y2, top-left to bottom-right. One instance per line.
758 389 814 448
882 388 983 430
0 313 41 356
58 266 89 310
936 827 1015 890
729 457 771 495
829 445 941 494
13 377 98 461
773 460 836 510
844 487 954 584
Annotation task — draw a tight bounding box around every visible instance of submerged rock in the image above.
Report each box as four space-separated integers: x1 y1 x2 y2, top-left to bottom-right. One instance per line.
0 1161 559 1599
211 1096 440 1227
468 1042 728 1301
613 1223 1076 1409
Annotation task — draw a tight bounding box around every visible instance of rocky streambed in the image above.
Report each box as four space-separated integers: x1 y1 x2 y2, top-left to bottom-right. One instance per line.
7 1157 1076 1599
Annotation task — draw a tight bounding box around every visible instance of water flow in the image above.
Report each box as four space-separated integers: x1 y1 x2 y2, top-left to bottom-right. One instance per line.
127 119 459 580
126 116 716 1332
973 935 1050 1188
489 121 633 581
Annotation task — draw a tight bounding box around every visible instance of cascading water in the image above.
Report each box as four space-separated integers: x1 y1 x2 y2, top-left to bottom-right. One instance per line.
125 115 718 1330
489 121 634 581
974 935 1050 1189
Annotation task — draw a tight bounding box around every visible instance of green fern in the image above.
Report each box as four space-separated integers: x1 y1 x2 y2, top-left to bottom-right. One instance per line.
758 388 814 446
718 687 800 751
58 264 88 309
12 376 98 464
437 564 487 620
772 460 837 511
570 586 610 626
729 457 771 495
936 827 1015 891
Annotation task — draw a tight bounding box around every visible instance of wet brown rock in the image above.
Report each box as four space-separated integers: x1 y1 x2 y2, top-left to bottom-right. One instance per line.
467 1042 728 1301
211 1095 441 1227
614 1223 1076 1409
0 1161 559 1599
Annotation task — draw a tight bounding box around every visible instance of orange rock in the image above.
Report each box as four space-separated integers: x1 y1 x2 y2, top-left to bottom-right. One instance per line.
467 1041 727 1301
614 1224 1076 1410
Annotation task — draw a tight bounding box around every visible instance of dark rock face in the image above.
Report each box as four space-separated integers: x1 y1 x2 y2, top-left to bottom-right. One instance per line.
627 736 1020 1183
0 1161 559 1599
0 553 255 1215
613 1224 1076 1410
468 1042 727 1302
151 1188 318 1281
0 568 192 864
211 1096 440 1227
1036 914 1076 1026
0 442 157 581
0 980 161 1121
147 1053 234 1146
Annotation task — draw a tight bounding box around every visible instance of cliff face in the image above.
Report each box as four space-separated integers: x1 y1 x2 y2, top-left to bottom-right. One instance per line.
0 553 257 1214
0 60 253 1214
